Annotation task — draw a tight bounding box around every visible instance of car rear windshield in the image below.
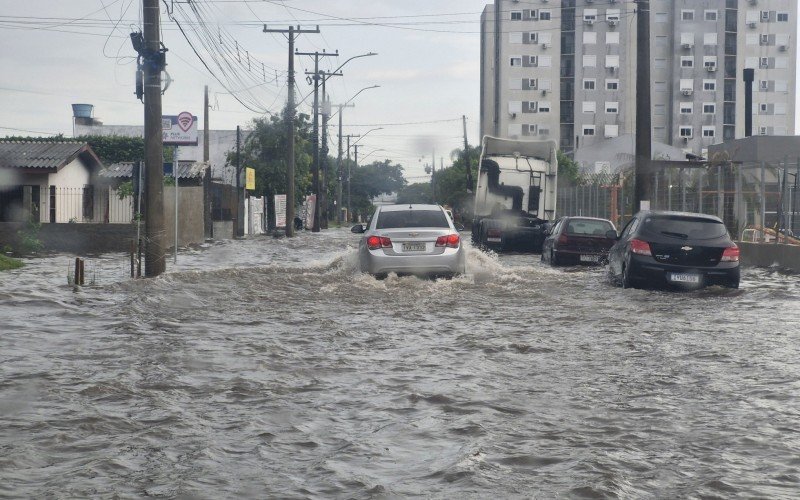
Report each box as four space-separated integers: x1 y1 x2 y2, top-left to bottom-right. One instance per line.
641 215 728 240
376 210 449 229
566 219 614 236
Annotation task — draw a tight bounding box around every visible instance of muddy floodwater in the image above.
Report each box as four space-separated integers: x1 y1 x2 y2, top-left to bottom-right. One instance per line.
2 229 800 498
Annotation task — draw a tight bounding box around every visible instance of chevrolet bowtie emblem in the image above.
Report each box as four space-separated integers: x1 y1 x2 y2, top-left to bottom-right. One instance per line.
681 246 693 251
409 232 420 237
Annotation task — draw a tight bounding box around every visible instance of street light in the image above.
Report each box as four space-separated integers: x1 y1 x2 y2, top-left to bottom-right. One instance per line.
359 148 387 164
326 52 378 84
334 85 379 224
347 127 383 219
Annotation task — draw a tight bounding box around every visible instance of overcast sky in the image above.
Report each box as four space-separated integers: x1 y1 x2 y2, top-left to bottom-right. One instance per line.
2 2 799 183
0 0 492 182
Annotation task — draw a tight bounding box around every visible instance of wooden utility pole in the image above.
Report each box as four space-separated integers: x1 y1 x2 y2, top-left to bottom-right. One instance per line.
297 49 338 232
634 0 652 213
263 25 320 237
143 0 165 276
336 103 354 224
203 85 212 239
235 125 242 237
317 71 342 228
462 115 473 192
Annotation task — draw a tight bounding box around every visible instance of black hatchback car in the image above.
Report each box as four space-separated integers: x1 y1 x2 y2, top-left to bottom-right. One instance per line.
608 211 740 289
541 216 617 266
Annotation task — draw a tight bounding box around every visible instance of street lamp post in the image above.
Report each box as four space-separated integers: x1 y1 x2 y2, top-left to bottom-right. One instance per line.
346 127 382 220
335 85 379 224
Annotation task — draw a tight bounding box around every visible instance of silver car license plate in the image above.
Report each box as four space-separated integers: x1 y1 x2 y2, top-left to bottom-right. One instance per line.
402 242 426 252
579 254 599 263
669 273 700 283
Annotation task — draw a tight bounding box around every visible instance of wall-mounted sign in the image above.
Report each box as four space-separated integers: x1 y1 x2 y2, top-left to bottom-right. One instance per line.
246 167 256 190
274 194 287 228
162 112 198 146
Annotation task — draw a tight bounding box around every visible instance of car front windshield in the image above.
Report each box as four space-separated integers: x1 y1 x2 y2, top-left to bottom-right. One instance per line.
566 219 614 236
376 210 449 229
642 216 728 240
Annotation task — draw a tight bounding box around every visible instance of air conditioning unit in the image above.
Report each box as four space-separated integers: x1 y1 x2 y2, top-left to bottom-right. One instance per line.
748 22 757 29
542 43 549 49
585 19 594 25
608 66 617 72
541 89 548 95
683 137 689 143
706 66 717 72
681 89 693 96
682 43 693 49
779 44 788 52
749 0 757 4
608 20 617 26
539 128 550 135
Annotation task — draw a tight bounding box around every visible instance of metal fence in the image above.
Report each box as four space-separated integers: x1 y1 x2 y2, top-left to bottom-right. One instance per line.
557 161 800 241
0 185 134 224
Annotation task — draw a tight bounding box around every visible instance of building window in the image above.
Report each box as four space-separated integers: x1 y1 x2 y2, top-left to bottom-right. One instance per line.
680 103 693 114
510 57 522 67
583 55 596 67
655 12 668 23
511 11 522 20
82 185 94 220
777 12 789 22
705 10 717 21
583 79 596 90
759 80 769 91
680 127 693 138
703 103 716 114
583 125 596 136
583 32 597 44
538 102 551 113
606 80 619 91
529 78 538 90
582 101 596 113
703 80 716 91
760 34 770 45
702 127 715 137
655 104 666 115
681 57 694 68
539 10 552 21
759 57 769 68
760 11 770 22
606 32 620 45
704 33 718 46
760 103 768 113
606 102 619 114
605 125 619 138
529 9 538 20
681 10 694 21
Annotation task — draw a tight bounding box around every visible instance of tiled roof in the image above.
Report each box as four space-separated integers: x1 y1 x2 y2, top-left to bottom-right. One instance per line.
0 141 99 170
101 161 208 179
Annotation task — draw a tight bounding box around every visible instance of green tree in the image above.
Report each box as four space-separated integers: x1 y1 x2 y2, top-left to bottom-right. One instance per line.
396 182 432 205
233 109 313 230
557 149 580 185
422 145 480 217
349 159 406 221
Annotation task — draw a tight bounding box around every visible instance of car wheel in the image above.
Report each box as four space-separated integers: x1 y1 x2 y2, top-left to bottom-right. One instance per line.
723 279 740 289
550 249 560 266
621 264 634 289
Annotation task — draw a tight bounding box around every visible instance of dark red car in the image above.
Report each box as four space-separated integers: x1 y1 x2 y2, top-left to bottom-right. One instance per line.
541 217 617 266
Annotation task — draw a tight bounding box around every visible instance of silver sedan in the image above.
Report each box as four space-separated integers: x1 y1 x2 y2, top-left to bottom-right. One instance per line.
352 204 466 278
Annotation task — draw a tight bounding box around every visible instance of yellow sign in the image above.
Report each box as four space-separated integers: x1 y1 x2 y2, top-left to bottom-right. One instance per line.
246 167 256 190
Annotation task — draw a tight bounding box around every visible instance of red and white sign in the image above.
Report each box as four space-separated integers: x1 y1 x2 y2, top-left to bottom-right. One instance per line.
162 112 198 146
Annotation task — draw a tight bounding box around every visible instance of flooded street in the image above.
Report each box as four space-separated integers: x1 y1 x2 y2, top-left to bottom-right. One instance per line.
2 229 800 498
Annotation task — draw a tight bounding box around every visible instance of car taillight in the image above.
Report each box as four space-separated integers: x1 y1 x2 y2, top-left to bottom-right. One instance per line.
436 234 461 248
629 238 652 256
367 236 392 250
721 245 740 262
557 234 569 245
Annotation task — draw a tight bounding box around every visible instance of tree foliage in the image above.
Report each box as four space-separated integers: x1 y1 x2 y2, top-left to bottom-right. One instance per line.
232 110 313 228
348 159 406 220
557 149 580 185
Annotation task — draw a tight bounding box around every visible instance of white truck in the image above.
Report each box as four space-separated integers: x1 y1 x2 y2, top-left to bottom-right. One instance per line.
471 136 558 252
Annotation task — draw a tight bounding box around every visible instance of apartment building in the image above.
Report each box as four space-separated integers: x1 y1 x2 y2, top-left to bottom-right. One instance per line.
480 0 797 163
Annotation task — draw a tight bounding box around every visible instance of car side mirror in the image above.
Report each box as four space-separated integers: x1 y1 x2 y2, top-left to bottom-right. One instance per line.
454 222 465 232
351 224 366 234
606 229 618 240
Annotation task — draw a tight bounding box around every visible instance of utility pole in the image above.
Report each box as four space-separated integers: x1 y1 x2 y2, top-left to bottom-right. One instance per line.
317 71 341 229
634 0 652 213
203 85 212 239
462 115 473 192
263 25 320 237
336 104 355 224
235 125 242 237
143 0 166 277
297 49 338 232
353 143 359 220
431 149 436 204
